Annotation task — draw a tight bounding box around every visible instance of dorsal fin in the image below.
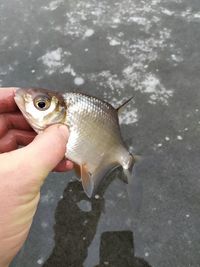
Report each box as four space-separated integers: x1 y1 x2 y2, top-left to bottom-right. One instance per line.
116 96 134 113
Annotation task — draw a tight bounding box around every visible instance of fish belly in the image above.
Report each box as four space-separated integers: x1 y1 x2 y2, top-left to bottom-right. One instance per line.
66 126 118 173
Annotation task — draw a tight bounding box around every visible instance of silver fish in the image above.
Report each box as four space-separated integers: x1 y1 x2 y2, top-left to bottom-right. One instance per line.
14 88 135 197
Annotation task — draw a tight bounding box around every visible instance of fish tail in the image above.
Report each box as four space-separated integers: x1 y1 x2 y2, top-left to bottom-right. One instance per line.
123 154 143 216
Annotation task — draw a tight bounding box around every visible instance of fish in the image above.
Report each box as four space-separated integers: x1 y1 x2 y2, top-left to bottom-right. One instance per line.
14 88 135 198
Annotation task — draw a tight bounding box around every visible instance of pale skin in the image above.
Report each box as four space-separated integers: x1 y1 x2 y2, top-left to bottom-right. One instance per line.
0 88 73 267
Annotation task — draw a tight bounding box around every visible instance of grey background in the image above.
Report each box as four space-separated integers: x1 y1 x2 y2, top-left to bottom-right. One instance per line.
0 0 199 266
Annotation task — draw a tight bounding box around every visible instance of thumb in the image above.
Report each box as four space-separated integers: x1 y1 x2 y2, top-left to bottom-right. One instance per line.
22 124 69 178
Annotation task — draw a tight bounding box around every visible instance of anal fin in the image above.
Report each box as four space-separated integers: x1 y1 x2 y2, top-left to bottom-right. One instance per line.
81 164 94 198
74 163 81 181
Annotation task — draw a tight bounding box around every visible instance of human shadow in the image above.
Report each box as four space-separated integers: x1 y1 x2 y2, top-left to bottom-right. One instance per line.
95 231 151 267
43 180 104 267
43 174 151 267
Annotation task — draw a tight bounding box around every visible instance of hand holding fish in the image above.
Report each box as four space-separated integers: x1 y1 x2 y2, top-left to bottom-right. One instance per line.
0 88 73 267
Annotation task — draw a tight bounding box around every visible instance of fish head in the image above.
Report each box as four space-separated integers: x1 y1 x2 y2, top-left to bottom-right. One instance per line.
14 88 66 132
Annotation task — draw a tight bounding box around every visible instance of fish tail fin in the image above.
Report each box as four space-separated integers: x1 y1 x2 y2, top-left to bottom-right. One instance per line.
123 154 143 216
116 96 134 113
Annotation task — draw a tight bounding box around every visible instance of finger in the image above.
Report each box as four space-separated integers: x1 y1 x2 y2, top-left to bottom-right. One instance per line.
0 113 32 137
53 159 74 172
0 88 19 113
4 113 32 130
0 130 36 153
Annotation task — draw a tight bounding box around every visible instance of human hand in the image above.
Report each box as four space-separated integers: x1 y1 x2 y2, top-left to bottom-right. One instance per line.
0 88 73 267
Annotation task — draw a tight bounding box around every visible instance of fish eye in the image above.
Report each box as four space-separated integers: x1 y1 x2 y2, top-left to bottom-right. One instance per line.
34 95 51 110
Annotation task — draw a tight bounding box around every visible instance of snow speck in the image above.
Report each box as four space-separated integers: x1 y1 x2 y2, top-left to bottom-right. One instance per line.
41 221 48 228
177 135 183 140
40 191 54 203
165 136 170 141
171 54 183 63
113 17 121 24
186 214 190 218
37 258 44 265
34 40 40 45
109 39 121 46
74 77 85 85
83 29 95 38
145 252 150 257
77 200 92 212
157 143 162 147
168 220 172 225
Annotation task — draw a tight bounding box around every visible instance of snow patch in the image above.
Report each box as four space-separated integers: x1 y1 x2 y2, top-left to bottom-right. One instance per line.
142 74 173 104
161 8 174 16
61 64 76 76
119 108 138 125
39 48 63 74
39 0 176 107
39 48 73 75
129 16 148 25
42 0 63 11
171 54 183 63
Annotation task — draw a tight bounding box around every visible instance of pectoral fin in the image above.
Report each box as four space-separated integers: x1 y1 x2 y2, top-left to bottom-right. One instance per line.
81 164 94 198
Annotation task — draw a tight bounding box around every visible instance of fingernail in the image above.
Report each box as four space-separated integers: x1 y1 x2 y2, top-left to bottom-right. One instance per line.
58 124 69 139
